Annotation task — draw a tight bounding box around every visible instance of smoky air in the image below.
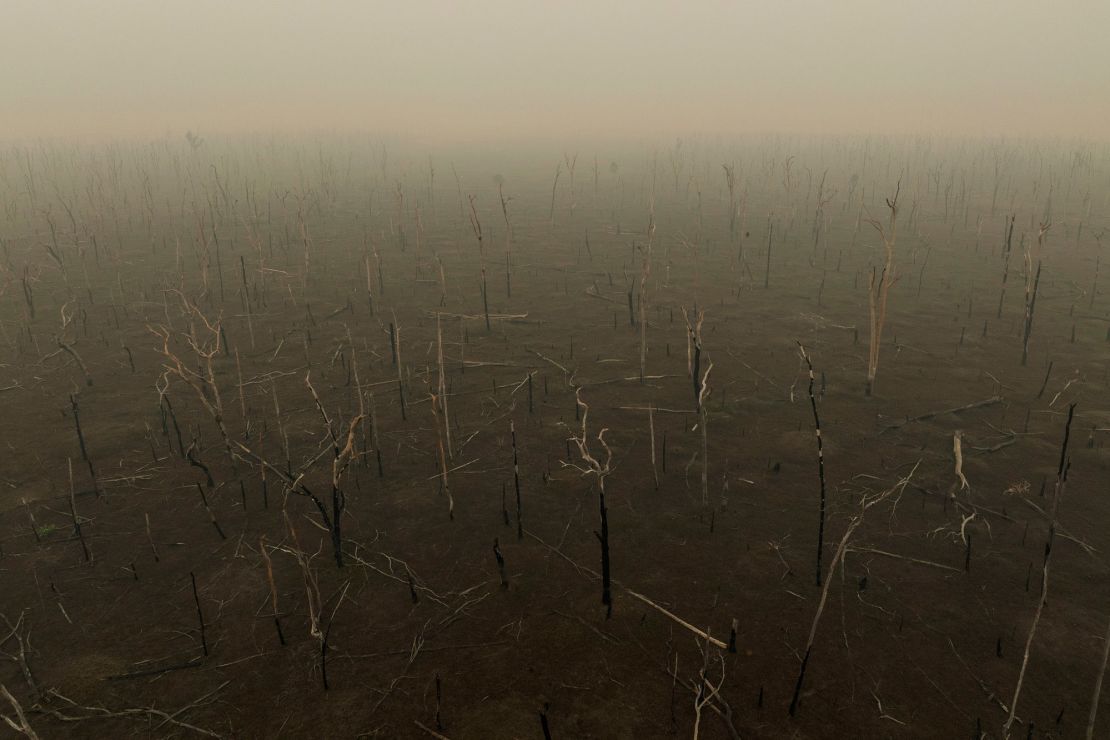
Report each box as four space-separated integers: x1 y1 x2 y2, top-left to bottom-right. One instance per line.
1 2 1108 738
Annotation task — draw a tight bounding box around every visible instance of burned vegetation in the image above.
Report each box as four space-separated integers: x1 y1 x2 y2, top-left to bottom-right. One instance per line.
0 135 1109 738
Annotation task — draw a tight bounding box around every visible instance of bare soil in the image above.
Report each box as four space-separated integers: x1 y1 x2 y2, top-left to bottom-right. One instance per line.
1 138 1109 739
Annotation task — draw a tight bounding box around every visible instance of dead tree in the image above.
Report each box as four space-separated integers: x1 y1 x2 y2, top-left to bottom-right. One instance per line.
865 181 901 396
564 388 615 618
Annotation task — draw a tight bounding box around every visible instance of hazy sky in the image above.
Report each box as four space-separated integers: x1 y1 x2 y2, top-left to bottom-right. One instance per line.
3 1 1108 141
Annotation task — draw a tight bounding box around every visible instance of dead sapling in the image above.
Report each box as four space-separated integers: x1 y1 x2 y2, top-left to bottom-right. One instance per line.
684 308 712 511
549 162 562 228
811 169 835 261
1021 222 1049 366
511 419 523 540
428 381 454 521
435 313 453 459
67 458 90 562
796 342 827 586
259 535 286 645
952 430 970 496
494 538 508 589
145 513 159 562
192 476 226 541
68 393 99 497
723 163 738 239
189 572 208 658
499 182 513 298
764 215 774 289
638 212 655 384
997 215 1016 318
320 580 351 691
388 312 406 420
864 181 901 396
468 195 491 331
540 704 552 739
285 511 324 641
369 391 384 478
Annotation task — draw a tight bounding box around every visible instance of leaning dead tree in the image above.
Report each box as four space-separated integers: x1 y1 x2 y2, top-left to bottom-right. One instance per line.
564 388 615 618
789 462 919 716
723 163 738 239
1004 403 1075 736
865 181 901 396
428 379 454 521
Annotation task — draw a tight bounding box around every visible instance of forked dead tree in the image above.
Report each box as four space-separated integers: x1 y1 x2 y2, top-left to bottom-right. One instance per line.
153 324 364 570
564 388 615 618
305 371 364 567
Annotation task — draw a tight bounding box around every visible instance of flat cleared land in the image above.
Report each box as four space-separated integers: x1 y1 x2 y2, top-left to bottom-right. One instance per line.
1 138 1109 738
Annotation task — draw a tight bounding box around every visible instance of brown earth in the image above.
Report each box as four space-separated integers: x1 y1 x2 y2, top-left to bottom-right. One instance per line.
1 138 1109 739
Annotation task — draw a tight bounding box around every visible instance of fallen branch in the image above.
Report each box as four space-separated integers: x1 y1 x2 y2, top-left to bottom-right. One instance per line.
1 684 39 740
414 719 451 739
524 529 727 649
847 546 962 573
104 656 203 681
882 396 1003 432
36 682 227 738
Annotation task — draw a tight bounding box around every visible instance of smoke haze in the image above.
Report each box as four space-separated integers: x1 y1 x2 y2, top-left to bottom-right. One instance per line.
3 0 1108 141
